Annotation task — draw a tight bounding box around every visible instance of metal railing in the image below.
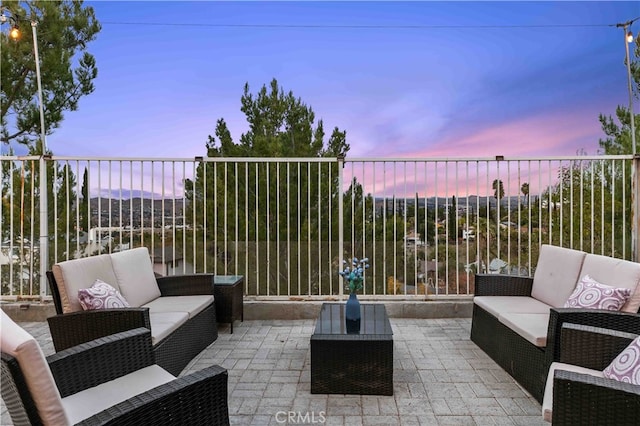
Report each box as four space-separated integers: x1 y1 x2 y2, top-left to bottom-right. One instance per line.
1 154 636 301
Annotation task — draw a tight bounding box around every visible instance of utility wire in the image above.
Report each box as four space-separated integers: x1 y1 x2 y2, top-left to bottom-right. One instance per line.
613 16 640 27
101 21 622 30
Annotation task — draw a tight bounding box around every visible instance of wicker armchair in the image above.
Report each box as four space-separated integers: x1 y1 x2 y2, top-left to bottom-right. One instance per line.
543 322 640 425
1 310 229 426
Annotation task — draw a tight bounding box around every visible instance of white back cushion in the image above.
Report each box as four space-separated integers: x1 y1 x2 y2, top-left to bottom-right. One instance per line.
52 254 118 313
0 310 69 425
580 253 640 313
531 245 586 307
111 247 161 307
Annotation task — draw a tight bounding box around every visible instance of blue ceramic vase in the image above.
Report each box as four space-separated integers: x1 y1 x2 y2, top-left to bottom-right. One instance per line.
345 292 361 334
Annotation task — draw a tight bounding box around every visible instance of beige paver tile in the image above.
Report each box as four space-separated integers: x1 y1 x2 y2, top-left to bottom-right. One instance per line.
396 397 433 415
361 396 380 415
473 415 516 425
362 415 402 425
437 415 476 425
465 397 508 416
430 398 453 415
344 415 365 426
378 398 399 415
511 415 548 425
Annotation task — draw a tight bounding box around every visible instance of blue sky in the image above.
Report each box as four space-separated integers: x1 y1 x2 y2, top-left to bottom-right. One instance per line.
42 1 640 158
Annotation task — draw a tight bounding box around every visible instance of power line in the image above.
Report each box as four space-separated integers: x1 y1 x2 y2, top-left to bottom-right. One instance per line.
101 21 619 30
613 16 640 28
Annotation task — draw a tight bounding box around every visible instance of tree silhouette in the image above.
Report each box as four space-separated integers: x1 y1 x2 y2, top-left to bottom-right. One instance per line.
521 182 529 205
492 179 504 201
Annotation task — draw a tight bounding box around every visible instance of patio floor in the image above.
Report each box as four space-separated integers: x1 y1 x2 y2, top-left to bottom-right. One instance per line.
2 318 547 426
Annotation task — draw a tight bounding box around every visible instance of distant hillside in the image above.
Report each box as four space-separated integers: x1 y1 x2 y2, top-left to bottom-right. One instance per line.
374 195 533 210
90 197 186 214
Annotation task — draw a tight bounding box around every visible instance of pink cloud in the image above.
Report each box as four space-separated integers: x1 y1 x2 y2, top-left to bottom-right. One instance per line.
402 108 604 158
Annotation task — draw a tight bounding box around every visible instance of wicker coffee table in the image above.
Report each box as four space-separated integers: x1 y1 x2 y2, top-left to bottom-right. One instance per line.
310 302 393 395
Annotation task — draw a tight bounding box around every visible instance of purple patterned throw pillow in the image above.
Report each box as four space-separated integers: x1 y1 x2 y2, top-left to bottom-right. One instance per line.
603 336 640 384
78 279 130 310
563 274 631 311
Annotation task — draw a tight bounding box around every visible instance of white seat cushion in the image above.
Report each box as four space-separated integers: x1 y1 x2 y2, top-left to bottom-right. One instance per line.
142 295 214 318
0 310 69 425
542 362 604 423
111 247 161 307
474 296 552 317
531 245 586 308
497 312 550 347
580 253 640 313
52 254 118 313
62 365 175 425
148 312 189 345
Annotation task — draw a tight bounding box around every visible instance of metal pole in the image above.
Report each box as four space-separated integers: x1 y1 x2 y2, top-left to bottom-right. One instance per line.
32 21 49 299
337 155 344 297
634 156 640 263
624 28 637 154
625 26 639 262
32 21 46 152
617 20 639 261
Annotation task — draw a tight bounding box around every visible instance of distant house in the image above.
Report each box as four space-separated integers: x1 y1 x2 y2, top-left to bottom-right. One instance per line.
464 259 486 274
488 258 508 274
404 232 425 247
152 247 194 276
1 240 35 281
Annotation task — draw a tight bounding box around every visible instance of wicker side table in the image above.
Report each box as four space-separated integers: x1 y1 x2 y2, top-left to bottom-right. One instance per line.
213 275 244 333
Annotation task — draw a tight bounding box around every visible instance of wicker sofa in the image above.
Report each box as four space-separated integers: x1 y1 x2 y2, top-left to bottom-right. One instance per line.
47 247 218 376
470 244 640 403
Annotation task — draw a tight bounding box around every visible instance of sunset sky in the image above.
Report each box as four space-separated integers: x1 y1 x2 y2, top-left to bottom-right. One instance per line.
31 1 640 159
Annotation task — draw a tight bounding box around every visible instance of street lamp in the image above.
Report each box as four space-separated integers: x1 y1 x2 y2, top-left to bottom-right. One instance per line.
617 19 638 154
1 12 47 151
1 10 49 299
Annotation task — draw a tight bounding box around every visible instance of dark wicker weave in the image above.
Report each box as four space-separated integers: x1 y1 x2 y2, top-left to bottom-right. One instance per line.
471 302 547 402
470 274 547 401
550 323 640 426
311 303 394 396
545 308 640 367
1 328 229 426
47 272 219 376
471 273 640 404
213 276 244 333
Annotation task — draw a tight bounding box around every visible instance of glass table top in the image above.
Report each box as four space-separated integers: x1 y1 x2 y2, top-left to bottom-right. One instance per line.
314 303 393 336
213 275 243 285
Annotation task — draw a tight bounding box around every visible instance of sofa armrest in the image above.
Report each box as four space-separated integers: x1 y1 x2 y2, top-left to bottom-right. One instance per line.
48 328 155 398
156 274 215 296
552 369 640 425
47 308 151 352
76 365 229 426
474 274 533 296
545 308 640 365
557 323 637 370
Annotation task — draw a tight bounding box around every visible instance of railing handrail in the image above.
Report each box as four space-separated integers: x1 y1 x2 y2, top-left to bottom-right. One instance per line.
7 154 635 162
